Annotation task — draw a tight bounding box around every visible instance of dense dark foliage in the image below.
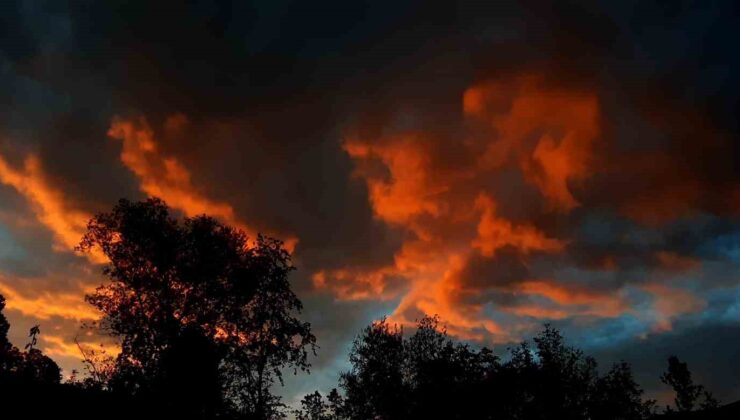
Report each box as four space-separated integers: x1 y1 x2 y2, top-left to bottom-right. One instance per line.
296 317 668 420
661 356 718 413
0 294 61 385
76 198 316 418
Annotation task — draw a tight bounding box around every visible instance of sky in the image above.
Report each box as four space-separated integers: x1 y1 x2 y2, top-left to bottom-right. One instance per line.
1 0 740 407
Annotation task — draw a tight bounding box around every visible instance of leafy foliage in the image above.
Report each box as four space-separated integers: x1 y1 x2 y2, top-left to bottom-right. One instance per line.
0 295 61 385
661 355 719 413
294 390 344 420
78 197 315 418
590 361 656 420
297 319 658 420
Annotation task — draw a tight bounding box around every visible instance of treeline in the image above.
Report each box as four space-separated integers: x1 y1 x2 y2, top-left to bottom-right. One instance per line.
2 198 315 419
0 295 62 385
0 198 731 419
294 317 719 420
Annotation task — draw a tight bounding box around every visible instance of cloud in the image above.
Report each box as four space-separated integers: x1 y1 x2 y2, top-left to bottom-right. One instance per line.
1 0 740 405
39 334 84 360
641 283 706 332
589 323 740 405
512 279 627 318
473 193 565 256
315 65 738 350
0 152 105 263
0 276 99 321
465 76 600 212
107 115 298 250
655 251 702 273
317 74 620 341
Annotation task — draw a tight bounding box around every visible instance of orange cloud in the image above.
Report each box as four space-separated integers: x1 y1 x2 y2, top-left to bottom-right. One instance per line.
641 283 705 332
317 76 601 340
40 333 121 362
466 75 600 211
0 278 100 321
514 279 627 318
655 251 702 272
390 253 508 342
109 116 242 223
472 193 565 256
502 305 570 320
343 134 455 230
39 334 85 360
108 115 298 251
323 75 707 342
312 267 399 301
0 153 105 263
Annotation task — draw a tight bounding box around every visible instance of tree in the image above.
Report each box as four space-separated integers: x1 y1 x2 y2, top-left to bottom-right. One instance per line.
0 295 12 358
530 325 598 419
17 346 61 385
78 197 316 418
661 355 718 413
404 316 498 419
335 316 501 419
0 294 19 376
308 318 657 420
72 335 117 389
339 318 407 420
0 296 61 385
294 390 344 420
589 361 655 420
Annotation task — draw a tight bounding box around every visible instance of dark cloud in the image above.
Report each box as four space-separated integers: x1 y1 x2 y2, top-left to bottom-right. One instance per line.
589 322 740 405
0 0 739 406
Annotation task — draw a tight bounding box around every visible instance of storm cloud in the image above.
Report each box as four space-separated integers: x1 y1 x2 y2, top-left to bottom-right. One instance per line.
1 0 740 404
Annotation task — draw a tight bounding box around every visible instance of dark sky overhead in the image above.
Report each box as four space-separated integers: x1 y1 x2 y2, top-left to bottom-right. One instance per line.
1 0 740 407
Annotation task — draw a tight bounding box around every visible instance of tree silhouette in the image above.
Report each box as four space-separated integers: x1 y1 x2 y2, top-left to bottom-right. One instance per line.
531 325 598 418
404 316 498 418
73 335 117 389
661 355 718 413
589 361 655 420
300 318 659 420
339 318 407 420
0 295 61 385
294 390 344 420
77 197 316 418
25 324 40 351
0 295 11 352
17 345 61 385
329 316 503 419
0 294 18 376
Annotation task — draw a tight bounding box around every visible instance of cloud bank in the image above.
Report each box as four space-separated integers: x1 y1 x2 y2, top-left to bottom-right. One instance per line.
1 0 739 403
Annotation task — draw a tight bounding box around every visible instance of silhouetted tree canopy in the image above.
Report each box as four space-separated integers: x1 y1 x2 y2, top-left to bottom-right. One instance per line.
0 294 61 385
77 197 316 418
661 356 719 413
0 198 733 420
297 318 658 420
0 295 11 356
295 390 344 420
590 361 656 420
0 294 17 378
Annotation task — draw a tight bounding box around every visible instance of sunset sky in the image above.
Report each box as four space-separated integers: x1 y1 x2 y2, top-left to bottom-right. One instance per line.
1 0 740 406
